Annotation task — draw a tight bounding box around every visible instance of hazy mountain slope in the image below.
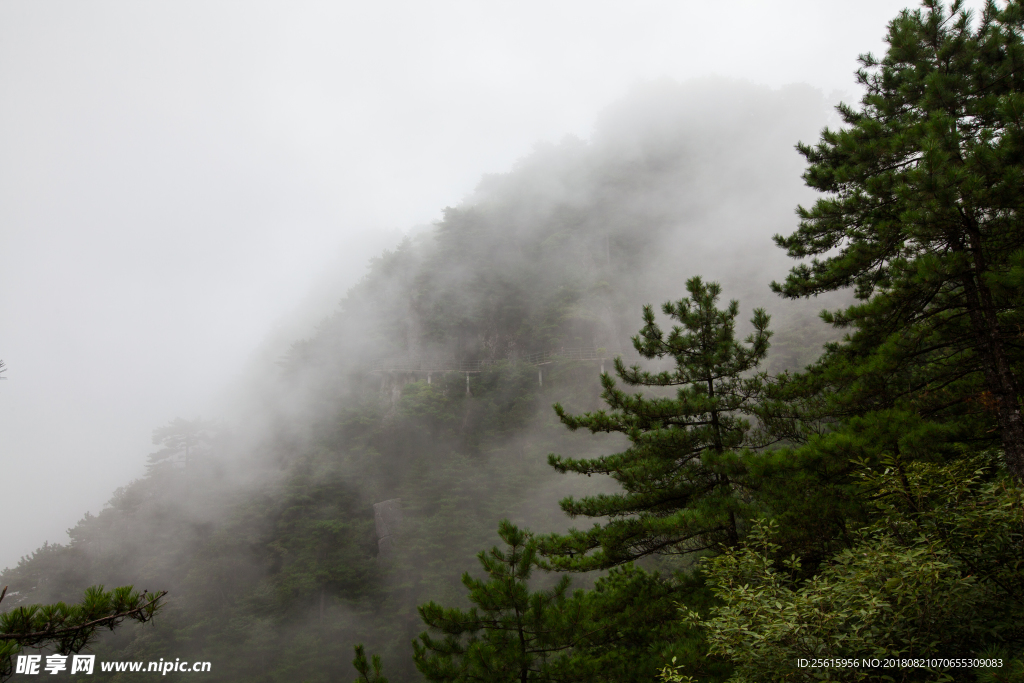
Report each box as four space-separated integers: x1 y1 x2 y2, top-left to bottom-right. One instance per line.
2 78 844 682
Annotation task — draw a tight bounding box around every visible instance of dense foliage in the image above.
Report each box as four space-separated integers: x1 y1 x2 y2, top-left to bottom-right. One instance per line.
772 0 1024 475
676 2 1024 680
678 457 1024 683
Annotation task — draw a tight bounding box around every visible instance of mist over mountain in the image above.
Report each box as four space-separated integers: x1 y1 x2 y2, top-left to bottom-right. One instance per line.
2 79 843 681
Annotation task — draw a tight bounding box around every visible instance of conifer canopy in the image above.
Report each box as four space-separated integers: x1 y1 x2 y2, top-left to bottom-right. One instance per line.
772 0 1024 479
541 277 771 571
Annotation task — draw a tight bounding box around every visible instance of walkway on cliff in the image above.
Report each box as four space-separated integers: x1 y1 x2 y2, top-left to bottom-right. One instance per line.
370 346 642 375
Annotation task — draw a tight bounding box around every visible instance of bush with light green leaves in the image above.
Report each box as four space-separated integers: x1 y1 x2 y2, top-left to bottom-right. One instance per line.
672 456 1024 683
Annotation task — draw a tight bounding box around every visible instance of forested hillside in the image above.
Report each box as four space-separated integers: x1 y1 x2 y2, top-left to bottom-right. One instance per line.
1 79 837 682
6 3 1024 680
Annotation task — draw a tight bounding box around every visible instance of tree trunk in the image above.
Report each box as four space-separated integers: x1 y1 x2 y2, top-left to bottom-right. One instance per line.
960 249 1024 480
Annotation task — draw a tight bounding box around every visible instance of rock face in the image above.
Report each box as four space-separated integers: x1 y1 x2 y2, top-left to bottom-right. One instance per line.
373 498 402 559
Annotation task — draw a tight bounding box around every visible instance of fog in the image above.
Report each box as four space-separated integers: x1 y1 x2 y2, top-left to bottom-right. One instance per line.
1 0 932 575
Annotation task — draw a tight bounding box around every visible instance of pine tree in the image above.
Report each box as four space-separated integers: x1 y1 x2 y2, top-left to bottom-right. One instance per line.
540 277 771 571
352 645 389 683
0 585 165 681
407 522 715 683
147 417 218 475
412 520 596 683
772 0 1024 479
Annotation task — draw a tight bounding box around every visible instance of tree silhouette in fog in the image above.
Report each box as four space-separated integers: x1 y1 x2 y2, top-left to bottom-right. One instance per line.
147 417 218 475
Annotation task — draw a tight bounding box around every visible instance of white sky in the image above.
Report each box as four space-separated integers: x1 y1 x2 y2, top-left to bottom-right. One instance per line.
0 0 948 569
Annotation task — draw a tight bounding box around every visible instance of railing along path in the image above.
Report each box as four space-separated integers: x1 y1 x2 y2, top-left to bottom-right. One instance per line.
371 347 641 375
